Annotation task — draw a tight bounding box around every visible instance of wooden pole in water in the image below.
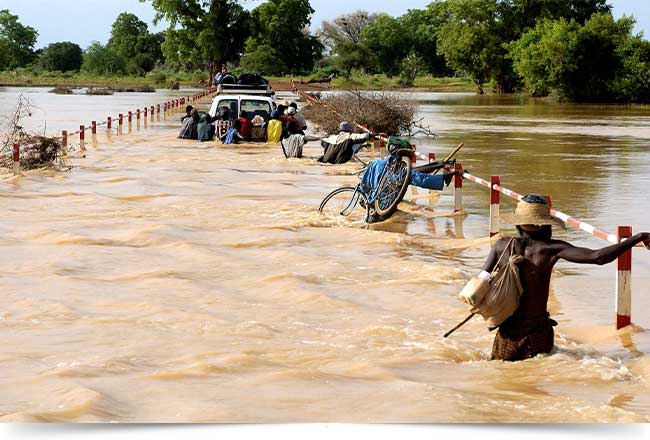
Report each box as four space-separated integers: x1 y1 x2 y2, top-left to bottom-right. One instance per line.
454 162 463 214
79 125 86 151
62 130 68 155
490 176 501 237
12 143 20 175
616 225 633 329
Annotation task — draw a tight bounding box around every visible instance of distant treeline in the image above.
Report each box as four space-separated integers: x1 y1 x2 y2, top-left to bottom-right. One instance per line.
1 1 649 102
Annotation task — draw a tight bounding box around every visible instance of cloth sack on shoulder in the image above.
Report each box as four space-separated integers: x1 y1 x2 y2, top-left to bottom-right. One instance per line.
459 238 524 329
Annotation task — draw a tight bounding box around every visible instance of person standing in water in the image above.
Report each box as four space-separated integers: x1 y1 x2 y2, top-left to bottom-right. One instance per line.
481 194 650 361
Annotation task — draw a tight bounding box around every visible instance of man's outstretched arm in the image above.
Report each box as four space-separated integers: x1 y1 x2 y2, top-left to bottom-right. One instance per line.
553 233 650 265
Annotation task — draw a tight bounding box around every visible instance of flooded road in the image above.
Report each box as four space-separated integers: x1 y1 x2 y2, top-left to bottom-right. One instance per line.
1 89 649 422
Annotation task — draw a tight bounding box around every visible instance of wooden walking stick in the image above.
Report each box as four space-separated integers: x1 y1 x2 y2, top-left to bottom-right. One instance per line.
444 313 475 338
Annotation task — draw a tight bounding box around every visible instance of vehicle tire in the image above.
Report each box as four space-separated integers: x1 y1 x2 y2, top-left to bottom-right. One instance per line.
373 154 412 218
319 186 362 217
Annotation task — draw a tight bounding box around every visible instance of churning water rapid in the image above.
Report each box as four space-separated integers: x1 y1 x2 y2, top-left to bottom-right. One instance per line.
1 88 649 422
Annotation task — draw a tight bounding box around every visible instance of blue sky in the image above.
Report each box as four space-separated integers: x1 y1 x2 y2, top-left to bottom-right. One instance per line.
1 0 648 49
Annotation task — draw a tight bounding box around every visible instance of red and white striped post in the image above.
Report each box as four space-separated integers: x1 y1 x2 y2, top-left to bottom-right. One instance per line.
489 176 501 237
91 121 97 146
144 107 147 118
79 125 86 151
136 109 140 120
12 143 20 175
616 225 633 329
128 111 132 124
454 163 463 214
151 106 155 121
118 113 124 134
107 116 112 130
428 153 435 163
411 145 417 165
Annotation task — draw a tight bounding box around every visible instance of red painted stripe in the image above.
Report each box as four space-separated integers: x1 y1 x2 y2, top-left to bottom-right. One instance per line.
454 163 463 188
12 144 19 162
79 126 85 140
618 226 633 271
490 176 500 204
617 314 631 329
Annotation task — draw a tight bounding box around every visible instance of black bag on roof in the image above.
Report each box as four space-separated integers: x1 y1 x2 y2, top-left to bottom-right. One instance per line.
237 73 269 86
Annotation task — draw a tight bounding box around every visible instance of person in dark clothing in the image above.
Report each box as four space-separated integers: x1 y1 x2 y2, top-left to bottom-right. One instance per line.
181 105 194 122
197 114 215 142
481 194 650 361
178 109 200 140
318 121 371 164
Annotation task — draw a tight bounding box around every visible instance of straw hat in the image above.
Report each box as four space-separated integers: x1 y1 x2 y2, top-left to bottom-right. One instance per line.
501 194 566 229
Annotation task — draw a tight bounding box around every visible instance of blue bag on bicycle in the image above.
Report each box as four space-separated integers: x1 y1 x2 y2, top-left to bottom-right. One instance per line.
359 159 389 204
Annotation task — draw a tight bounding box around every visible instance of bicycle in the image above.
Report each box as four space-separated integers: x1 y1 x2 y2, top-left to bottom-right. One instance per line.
319 137 416 223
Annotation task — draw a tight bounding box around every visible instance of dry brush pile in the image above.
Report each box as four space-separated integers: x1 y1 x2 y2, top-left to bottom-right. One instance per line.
1 94 71 172
300 90 435 138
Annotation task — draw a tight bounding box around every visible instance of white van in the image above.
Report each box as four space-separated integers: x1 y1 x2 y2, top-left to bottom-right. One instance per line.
208 84 276 120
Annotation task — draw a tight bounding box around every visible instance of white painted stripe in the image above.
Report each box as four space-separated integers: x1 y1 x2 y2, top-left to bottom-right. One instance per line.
454 187 463 212
554 212 570 222
616 270 632 316
580 223 595 234
490 203 499 234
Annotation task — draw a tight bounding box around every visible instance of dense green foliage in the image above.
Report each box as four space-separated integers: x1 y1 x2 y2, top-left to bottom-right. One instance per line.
108 13 164 75
144 0 250 79
244 0 322 74
81 42 126 76
509 13 650 102
37 42 83 72
1 1 649 102
0 9 38 69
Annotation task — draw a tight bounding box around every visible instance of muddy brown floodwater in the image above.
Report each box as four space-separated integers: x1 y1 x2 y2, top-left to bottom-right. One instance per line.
1 88 649 422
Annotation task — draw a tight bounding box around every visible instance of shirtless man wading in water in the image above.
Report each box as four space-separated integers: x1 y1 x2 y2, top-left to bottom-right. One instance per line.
482 194 650 361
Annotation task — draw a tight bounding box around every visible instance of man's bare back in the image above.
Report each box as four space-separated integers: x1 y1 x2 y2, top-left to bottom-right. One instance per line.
479 195 650 361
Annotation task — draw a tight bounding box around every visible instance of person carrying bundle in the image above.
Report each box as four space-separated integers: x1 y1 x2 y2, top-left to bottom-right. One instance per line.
319 122 371 164
454 194 650 361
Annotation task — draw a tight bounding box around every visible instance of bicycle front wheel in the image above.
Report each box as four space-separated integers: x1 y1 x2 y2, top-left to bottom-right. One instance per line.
319 186 363 217
373 155 412 218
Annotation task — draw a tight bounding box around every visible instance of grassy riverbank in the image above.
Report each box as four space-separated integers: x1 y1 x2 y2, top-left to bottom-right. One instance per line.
0 70 475 93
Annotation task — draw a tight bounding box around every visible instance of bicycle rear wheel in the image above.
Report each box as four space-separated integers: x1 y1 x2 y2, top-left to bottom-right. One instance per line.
373 155 412 218
319 186 363 217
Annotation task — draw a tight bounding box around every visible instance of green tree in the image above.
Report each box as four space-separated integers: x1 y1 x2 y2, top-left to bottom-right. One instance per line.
240 43 287 76
246 0 322 74
361 14 409 75
0 9 38 69
435 0 502 93
398 52 426 87
143 0 251 81
108 13 164 75
335 40 376 77
37 42 83 72
612 35 650 102
398 8 450 76
509 13 643 102
81 42 126 76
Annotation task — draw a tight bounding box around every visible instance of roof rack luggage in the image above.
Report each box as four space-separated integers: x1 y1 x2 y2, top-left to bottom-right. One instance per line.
217 83 273 96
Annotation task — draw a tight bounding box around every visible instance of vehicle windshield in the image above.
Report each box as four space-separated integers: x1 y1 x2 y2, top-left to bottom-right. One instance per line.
217 99 238 119
241 99 272 121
